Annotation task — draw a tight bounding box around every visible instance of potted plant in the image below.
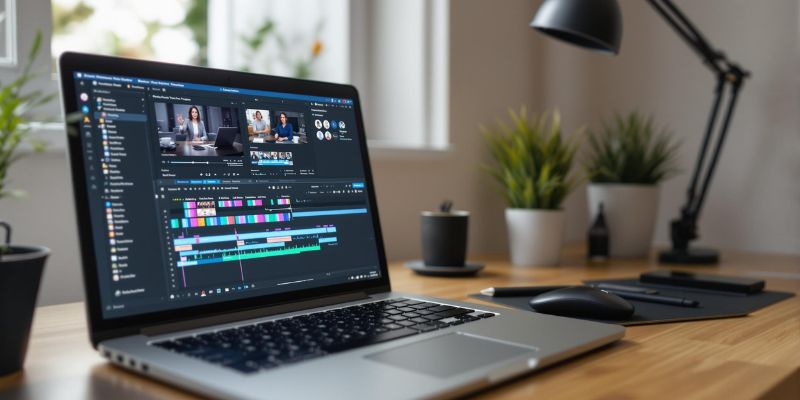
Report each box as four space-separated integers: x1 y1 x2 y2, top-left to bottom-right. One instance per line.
484 107 579 266
585 111 680 258
0 32 54 376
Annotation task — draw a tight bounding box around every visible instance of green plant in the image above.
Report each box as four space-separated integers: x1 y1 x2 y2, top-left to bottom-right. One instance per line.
0 32 55 200
586 111 680 184
483 107 580 210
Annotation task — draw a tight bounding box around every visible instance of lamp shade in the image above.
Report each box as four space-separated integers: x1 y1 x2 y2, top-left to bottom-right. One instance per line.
530 0 623 54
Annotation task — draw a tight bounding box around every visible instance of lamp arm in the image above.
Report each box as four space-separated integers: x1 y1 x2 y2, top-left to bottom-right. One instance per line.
683 75 726 216
687 77 745 218
646 0 726 75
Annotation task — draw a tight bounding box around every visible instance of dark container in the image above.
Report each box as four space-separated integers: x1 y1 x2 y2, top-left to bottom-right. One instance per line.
421 211 469 267
0 245 49 376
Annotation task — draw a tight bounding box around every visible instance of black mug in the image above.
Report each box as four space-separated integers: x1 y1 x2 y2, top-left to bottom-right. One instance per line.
421 211 469 267
0 245 49 376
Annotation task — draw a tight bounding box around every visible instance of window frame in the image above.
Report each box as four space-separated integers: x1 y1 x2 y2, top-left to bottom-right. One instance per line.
350 0 450 153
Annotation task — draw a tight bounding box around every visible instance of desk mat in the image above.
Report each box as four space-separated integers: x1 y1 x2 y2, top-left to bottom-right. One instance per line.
469 278 794 326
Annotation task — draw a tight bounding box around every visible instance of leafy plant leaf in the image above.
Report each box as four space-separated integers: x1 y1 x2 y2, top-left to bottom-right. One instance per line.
0 31 54 201
585 111 680 184
483 107 580 209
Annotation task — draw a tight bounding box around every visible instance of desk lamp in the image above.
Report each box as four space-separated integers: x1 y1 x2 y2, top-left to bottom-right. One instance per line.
530 0 750 264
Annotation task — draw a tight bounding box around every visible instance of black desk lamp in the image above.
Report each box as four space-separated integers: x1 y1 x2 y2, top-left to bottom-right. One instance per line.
530 0 750 264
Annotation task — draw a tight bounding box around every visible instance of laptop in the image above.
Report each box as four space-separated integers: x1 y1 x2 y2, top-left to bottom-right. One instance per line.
214 126 240 149
59 52 623 399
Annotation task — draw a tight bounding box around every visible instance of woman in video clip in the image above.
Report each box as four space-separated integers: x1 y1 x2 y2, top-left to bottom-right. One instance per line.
187 105 207 142
274 112 294 142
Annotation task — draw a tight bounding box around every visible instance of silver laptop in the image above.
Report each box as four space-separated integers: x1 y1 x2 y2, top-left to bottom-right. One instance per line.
59 52 623 400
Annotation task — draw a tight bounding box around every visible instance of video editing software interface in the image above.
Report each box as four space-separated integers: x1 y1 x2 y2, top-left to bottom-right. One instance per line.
72 71 382 319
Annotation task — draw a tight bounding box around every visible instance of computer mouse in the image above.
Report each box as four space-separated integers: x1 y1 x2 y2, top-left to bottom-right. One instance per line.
529 286 634 320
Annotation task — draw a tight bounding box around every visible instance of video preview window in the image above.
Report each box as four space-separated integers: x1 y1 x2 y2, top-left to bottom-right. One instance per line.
247 109 308 144
155 102 244 157
246 109 271 142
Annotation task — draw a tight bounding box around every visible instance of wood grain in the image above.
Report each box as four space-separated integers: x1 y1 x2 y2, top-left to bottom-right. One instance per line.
1 244 798 399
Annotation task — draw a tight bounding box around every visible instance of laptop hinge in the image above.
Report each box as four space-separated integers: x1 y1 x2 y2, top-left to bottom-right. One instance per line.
140 291 370 337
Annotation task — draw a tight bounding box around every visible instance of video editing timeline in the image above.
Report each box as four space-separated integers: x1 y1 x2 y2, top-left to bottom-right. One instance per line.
159 180 375 301
73 71 383 319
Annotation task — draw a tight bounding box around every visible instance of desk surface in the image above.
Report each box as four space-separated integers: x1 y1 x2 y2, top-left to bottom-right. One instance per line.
168 141 243 157
1 245 798 399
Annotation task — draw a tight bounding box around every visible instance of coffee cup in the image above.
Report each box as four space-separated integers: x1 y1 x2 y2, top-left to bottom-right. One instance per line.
420 211 469 267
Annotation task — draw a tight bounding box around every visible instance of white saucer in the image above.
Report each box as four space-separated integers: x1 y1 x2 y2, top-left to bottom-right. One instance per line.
404 260 485 277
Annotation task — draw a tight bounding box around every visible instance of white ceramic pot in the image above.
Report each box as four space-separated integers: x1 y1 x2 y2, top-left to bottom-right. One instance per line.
505 208 565 266
587 183 659 258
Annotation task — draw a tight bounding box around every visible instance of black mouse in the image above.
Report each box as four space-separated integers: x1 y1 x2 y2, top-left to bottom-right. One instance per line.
529 286 634 320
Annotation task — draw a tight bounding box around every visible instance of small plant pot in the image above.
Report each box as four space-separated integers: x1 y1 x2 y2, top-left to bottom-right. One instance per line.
587 183 659 258
0 245 49 376
505 208 565 266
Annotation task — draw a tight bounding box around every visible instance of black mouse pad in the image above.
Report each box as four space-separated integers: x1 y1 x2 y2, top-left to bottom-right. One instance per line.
469 278 794 326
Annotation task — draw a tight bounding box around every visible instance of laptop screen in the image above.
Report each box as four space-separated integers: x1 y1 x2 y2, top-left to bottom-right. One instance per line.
71 71 383 319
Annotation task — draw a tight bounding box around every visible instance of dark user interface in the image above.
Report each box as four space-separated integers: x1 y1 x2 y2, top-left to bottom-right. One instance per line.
73 71 381 319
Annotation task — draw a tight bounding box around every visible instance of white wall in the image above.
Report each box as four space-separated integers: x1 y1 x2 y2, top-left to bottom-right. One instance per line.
3 0 797 306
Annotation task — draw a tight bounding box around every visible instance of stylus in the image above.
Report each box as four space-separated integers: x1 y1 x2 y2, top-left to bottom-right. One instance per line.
602 290 700 308
589 283 659 295
481 283 654 297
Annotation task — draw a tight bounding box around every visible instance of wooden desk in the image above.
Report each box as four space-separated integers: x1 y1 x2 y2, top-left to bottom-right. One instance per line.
161 141 244 157
1 245 798 399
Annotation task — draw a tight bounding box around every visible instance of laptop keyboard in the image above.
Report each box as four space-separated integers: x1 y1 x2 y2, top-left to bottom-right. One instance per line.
152 298 495 373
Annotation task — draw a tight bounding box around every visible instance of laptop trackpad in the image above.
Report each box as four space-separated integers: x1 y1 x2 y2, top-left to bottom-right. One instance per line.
365 333 536 379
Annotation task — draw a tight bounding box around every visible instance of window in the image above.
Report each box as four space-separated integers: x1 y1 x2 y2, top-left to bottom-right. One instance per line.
52 0 207 65
351 0 449 150
52 0 348 82
207 0 349 83
43 0 449 150
0 0 18 66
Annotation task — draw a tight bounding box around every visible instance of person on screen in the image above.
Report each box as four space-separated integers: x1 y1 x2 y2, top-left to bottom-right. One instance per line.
252 110 269 137
174 113 187 133
187 105 207 142
274 112 294 142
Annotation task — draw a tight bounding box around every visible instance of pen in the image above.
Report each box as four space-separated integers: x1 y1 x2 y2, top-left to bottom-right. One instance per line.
480 286 568 297
589 283 659 295
602 290 700 308
480 283 656 297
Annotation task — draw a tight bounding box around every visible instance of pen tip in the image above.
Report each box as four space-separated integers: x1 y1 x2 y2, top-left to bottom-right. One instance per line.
480 288 494 296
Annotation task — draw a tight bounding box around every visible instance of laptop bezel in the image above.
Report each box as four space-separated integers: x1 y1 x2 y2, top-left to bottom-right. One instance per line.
59 52 391 346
